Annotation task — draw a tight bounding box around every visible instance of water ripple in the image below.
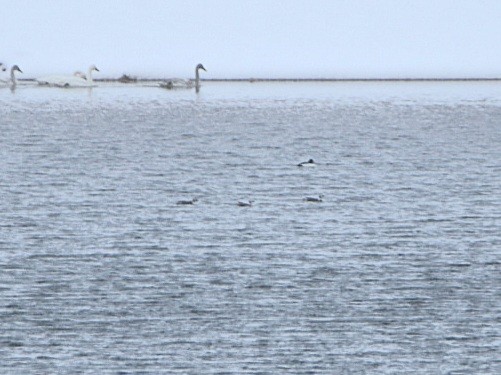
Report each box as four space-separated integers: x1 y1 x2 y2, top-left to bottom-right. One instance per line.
1 83 500 374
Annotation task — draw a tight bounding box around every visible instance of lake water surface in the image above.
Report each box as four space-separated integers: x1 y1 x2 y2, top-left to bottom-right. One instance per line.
1 82 500 374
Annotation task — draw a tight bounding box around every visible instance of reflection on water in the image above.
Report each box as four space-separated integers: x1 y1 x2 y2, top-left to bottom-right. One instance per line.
1 82 500 374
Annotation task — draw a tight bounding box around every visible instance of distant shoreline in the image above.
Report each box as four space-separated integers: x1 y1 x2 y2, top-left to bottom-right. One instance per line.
199 78 501 82
19 77 501 83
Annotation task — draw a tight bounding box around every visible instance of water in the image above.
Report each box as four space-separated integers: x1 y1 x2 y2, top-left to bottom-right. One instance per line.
1 82 500 374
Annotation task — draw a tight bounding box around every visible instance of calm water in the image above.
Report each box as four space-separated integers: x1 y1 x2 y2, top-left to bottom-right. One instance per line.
1 82 500 374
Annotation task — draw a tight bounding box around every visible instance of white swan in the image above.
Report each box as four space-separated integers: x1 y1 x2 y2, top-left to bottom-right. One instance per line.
0 65 22 88
73 71 87 80
37 65 100 87
160 63 206 90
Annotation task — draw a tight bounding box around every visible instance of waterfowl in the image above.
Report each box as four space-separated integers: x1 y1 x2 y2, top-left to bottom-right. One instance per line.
0 65 22 88
237 200 253 207
37 65 100 87
304 194 324 202
176 198 198 205
73 71 87 80
0 62 6 72
160 63 206 90
297 159 315 167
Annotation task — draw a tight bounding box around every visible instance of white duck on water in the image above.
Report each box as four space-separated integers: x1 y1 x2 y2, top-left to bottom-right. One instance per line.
37 65 100 87
160 63 206 91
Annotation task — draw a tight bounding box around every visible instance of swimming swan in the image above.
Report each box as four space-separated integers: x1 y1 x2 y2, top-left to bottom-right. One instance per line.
0 65 22 87
160 63 206 90
37 65 100 87
73 71 87 80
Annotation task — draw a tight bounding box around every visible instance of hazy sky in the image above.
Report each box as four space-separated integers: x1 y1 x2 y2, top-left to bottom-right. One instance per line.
1 0 501 78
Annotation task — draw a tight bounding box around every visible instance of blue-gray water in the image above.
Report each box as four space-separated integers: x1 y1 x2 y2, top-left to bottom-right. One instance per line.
1 82 500 374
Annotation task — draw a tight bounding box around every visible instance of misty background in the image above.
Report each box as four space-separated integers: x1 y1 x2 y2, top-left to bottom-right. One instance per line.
1 0 501 79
